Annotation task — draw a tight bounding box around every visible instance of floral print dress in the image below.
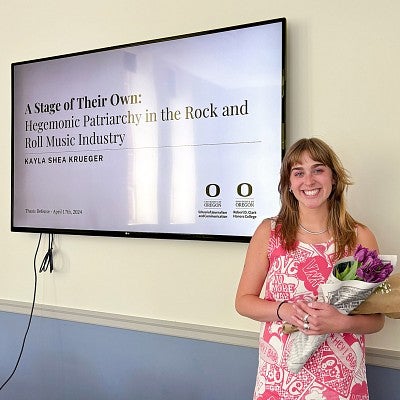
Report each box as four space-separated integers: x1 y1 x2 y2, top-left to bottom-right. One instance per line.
254 220 368 400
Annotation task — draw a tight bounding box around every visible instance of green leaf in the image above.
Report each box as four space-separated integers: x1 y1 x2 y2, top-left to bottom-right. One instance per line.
338 265 350 280
342 261 359 281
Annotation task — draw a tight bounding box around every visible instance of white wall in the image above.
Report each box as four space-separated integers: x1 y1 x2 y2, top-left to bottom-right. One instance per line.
1 0 399 350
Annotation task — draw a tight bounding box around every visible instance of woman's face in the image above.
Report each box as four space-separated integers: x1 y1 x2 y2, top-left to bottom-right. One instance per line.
289 151 335 211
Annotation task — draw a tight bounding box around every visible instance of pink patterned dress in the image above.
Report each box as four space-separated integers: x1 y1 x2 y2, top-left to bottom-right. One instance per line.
254 220 369 400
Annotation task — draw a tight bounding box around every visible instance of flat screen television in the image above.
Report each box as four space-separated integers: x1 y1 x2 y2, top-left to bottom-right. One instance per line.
11 18 286 242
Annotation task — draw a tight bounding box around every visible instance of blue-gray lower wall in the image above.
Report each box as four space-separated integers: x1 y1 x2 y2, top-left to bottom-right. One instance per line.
0 311 258 399
0 311 398 399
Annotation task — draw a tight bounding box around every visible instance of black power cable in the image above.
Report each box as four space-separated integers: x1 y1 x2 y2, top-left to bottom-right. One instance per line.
39 233 54 273
0 233 54 391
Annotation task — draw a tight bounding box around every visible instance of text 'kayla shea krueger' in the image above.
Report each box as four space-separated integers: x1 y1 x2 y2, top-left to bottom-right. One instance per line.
25 154 104 165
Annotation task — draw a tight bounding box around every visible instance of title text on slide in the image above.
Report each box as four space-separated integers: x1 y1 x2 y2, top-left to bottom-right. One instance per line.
25 99 248 135
24 94 142 115
22 94 250 151
23 92 249 138
24 94 248 119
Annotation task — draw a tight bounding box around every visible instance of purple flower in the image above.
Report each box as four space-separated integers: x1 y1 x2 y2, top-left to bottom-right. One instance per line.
354 245 394 283
354 244 378 264
356 263 393 282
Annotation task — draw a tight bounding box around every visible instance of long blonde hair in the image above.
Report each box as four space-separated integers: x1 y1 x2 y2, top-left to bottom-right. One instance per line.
276 138 359 259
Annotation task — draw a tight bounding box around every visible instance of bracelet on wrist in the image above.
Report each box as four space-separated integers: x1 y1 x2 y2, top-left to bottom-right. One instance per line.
276 300 288 321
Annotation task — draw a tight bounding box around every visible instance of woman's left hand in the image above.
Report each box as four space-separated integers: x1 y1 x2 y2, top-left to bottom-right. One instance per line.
292 300 346 335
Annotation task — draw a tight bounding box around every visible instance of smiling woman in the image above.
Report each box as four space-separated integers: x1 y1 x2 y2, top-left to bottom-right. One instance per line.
289 153 335 214
235 137 384 400
277 138 360 257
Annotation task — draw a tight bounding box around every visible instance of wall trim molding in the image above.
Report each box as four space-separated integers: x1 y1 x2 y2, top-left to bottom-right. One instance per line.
0 298 399 370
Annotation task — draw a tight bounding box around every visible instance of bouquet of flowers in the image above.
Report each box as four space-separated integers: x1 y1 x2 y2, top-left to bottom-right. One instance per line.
286 245 396 374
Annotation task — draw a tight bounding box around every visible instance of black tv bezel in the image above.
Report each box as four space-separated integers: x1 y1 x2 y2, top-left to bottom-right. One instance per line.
11 17 286 243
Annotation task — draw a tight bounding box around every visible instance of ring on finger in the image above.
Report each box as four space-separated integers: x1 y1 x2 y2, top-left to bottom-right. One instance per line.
303 322 310 330
303 313 309 323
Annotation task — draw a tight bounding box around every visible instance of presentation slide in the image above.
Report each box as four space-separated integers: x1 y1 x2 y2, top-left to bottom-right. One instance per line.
12 20 285 240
